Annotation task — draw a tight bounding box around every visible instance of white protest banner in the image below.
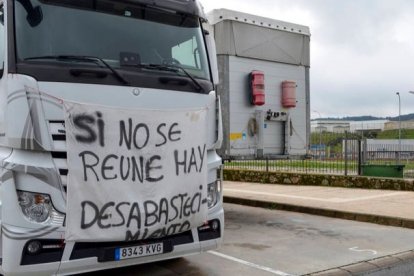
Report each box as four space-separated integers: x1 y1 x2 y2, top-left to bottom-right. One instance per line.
64 102 208 242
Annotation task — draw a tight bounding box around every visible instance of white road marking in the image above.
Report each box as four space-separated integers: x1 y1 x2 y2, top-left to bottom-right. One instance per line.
322 191 405 203
224 188 405 203
208 251 293 276
349 246 378 255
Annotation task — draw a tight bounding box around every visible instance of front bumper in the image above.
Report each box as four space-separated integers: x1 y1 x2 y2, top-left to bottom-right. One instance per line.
1 207 224 276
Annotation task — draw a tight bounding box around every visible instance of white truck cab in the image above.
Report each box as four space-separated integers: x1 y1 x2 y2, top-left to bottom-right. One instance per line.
0 0 223 275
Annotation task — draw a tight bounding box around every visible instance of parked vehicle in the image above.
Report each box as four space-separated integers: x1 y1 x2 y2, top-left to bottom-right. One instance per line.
0 0 223 275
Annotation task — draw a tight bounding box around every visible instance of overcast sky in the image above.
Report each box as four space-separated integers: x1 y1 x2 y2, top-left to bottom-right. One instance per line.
202 0 414 118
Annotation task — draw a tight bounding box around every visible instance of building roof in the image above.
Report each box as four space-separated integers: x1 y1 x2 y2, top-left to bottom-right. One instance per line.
207 9 310 36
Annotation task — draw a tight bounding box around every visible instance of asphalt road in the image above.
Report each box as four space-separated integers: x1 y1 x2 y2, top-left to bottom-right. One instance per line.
86 203 414 276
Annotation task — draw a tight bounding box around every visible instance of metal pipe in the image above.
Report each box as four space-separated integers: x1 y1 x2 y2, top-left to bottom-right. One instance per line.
396 92 401 164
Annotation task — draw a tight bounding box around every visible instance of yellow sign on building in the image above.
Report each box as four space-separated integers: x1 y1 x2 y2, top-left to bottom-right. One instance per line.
230 133 243 141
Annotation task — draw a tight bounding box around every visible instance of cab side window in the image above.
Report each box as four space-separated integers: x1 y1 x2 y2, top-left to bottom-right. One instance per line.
172 37 201 69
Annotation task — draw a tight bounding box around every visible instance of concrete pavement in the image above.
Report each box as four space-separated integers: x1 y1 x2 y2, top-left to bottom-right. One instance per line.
85 204 414 276
223 181 414 229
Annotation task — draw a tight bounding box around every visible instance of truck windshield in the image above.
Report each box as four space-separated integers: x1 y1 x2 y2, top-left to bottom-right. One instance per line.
14 0 212 82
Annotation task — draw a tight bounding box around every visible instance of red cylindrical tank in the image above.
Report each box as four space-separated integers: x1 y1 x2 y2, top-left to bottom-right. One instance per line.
282 81 297 108
250 71 265 106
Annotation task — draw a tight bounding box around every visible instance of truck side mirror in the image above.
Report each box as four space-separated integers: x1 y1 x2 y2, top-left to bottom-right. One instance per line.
16 0 43 27
27 6 43 27
205 33 219 86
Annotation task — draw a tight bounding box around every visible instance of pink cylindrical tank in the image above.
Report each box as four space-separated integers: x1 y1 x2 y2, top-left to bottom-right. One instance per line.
282 81 297 108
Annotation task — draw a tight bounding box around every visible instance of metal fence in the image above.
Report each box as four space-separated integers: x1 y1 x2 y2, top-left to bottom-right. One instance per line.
224 131 414 179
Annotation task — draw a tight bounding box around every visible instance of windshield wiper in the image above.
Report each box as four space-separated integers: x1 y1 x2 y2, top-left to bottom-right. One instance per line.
140 64 205 93
24 55 130 85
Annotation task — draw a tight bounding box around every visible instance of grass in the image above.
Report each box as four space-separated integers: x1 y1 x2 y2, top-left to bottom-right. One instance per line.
376 129 414 139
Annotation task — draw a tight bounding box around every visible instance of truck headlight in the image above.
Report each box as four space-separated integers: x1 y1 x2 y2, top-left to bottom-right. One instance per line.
207 180 220 208
17 191 56 223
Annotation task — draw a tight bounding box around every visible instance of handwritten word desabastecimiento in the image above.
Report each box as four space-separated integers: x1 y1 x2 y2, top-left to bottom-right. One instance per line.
81 187 206 241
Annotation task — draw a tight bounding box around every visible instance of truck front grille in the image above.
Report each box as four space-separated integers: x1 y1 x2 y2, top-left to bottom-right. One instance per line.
49 121 68 190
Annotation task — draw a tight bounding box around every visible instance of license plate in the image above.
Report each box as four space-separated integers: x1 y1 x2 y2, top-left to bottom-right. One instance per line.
114 243 164 260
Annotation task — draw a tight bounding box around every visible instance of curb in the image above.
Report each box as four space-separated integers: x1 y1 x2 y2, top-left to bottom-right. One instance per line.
223 196 414 229
307 250 414 275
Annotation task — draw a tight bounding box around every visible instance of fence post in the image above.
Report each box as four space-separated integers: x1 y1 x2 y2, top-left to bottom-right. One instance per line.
344 132 348 176
358 139 362 176
363 138 368 164
266 158 269 172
